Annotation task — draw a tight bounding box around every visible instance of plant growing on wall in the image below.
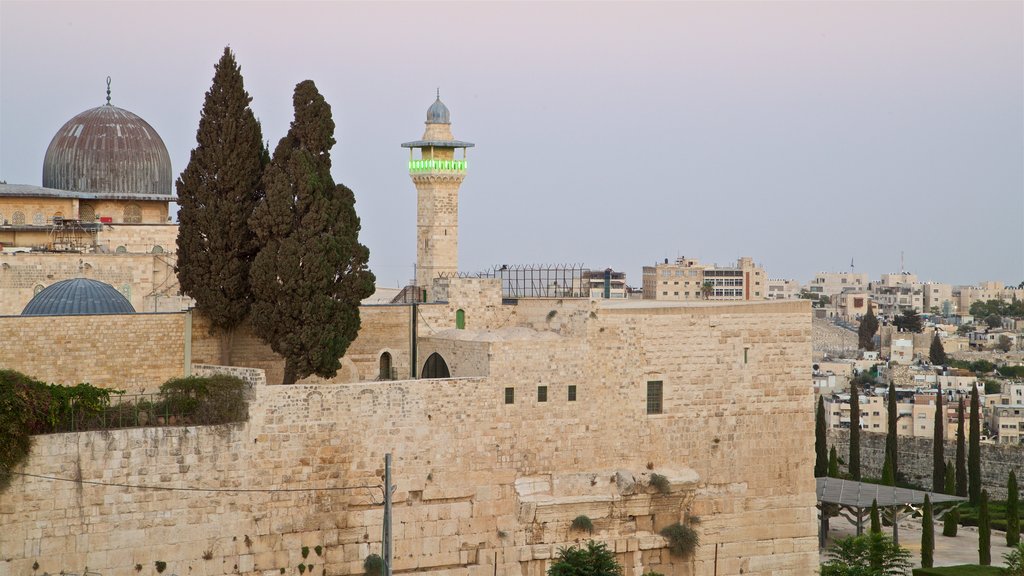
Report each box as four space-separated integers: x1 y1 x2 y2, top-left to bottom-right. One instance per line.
301 546 310 559
364 554 383 576
155 561 167 574
548 541 622 576
660 522 699 558
649 473 670 494
571 515 594 533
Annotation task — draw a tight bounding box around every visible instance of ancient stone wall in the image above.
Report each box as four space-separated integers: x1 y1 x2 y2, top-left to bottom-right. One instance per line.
1 299 817 576
0 312 185 392
0 251 178 315
829 428 1020 499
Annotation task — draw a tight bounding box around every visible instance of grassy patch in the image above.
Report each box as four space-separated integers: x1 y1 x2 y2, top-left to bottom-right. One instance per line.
912 566 1003 575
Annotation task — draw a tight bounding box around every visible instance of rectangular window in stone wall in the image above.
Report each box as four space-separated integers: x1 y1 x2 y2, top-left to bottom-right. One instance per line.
647 381 663 414
568 385 577 402
505 387 515 404
538 386 548 402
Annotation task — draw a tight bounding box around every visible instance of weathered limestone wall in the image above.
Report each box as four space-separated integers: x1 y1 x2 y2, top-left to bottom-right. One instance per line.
0 312 185 392
0 251 178 315
829 428 1020 499
98 224 179 255
191 305 413 385
1 299 817 576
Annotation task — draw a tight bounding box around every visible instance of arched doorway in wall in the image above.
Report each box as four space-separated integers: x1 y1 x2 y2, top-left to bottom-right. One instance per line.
455 309 465 329
379 352 393 380
421 352 450 379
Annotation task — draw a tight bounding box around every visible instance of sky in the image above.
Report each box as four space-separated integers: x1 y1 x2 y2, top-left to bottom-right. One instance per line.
1 1 1021 289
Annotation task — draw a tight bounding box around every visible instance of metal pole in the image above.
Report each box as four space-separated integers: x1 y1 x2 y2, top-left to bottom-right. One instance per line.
384 453 393 576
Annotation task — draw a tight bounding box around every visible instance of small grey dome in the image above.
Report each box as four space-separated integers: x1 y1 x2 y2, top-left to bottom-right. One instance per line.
22 278 136 316
426 97 450 124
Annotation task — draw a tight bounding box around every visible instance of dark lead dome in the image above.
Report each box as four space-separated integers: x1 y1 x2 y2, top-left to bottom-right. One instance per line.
22 278 136 316
42 104 172 195
426 97 450 124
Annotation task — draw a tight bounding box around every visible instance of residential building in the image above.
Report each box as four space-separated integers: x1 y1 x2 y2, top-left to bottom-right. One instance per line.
641 256 766 301
806 272 869 298
767 278 801 300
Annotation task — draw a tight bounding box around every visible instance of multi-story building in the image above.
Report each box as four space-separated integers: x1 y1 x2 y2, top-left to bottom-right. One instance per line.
954 281 1024 314
580 268 628 299
642 256 766 301
806 272 869 298
824 388 975 441
766 278 801 300
922 282 957 316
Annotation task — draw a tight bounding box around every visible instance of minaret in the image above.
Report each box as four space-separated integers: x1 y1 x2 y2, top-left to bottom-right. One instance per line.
401 93 474 300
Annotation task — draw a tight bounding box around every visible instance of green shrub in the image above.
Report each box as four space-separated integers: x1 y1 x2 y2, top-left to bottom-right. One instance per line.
155 561 167 574
158 374 248 425
571 515 594 533
649 473 670 494
660 522 699 557
364 554 383 576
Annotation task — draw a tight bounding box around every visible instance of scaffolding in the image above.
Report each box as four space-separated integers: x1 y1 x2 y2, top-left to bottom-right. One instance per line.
445 264 591 299
48 217 100 252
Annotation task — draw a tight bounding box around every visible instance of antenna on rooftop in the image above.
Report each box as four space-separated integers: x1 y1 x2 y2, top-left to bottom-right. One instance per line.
900 251 905 275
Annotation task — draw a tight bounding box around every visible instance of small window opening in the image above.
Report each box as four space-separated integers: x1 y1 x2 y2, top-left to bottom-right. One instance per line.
504 387 515 404
646 381 663 415
455 309 465 329
568 385 577 402
537 386 548 402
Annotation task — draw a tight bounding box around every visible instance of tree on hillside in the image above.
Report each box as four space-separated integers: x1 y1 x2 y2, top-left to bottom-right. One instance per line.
886 381 898 480
858 304 878 350
849 380 861 480
921 494 934 568
894 309 923 333
700 280 713 300
933 384 945 493
985 314 1004 329
957 323 975 336
816 395 828 477
929 333 947 366
1008 470 1020 547
249 80 375 384
548 540 622 576
980 490 992 565
999 335 1014 353
956 397 967 497
969 385 982 505
176 46 266 361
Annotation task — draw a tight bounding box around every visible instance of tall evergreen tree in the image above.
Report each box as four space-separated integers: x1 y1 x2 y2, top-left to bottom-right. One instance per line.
858 304 878 350
921 494 934 568
1008 470 1020 547
881 448 894 486
942 507 958 537
894 308 923 333
944 459 955 495
815 395 828 477
176 47 266 362
870 500 881 534
933 384 945 492
956 397 967 497
828 445 839 477
969 384 982 504
929 333 947 365
979 490 991 565
249 80 375 384
849 380 861 480
886 381 898 480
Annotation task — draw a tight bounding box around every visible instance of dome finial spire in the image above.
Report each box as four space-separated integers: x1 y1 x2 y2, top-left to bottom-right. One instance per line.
436 87 440 100
105 76 111 105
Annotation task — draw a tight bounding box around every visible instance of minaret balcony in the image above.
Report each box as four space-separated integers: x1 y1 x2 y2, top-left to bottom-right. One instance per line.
408 159 467 175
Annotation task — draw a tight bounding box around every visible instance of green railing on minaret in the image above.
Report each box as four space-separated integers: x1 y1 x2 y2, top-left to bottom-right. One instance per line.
408 159 467 174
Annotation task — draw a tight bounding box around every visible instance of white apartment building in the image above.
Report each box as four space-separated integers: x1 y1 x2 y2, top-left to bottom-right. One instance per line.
642 256 766 301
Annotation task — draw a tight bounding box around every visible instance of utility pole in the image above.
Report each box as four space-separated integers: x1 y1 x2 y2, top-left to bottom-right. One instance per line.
383 453 393 576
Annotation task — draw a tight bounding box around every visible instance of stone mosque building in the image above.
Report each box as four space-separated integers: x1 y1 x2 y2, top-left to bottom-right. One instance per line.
0 92 819 575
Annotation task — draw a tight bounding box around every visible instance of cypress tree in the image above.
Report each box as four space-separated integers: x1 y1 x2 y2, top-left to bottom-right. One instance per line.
849 380 861 480
176 47 266 361
979 490 991 565
956 397 967 497
828 445 839 477
969 384 982 504
944 459 955 495
249 80 375 384
858 304 878 350
815 395 828 477
933 384 945 492
942 506 958 537
881 448 894 486
887 381 898 480
870 499 881 534
929 332 947 365
921 494 934 568
1008 470 1020 547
